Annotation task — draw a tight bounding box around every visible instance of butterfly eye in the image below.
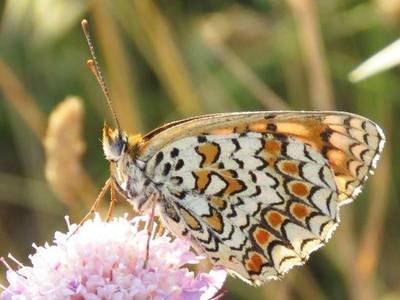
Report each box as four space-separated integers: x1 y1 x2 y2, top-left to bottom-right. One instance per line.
102 125 128 162
105 134 127 162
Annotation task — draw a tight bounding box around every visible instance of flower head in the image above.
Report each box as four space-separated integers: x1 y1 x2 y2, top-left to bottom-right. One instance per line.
1 214 226 300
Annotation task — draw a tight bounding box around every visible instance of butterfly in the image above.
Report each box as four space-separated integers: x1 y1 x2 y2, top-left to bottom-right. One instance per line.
80 19 385 286
102 111 385 286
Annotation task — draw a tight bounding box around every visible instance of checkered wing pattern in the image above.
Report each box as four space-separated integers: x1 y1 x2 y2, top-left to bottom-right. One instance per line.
140 112 384 285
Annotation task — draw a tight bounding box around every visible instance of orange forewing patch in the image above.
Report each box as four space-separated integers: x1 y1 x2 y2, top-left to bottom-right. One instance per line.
326 149 350 175
264 140 281 156
275 120 326 147
234 124 249 134
271 120 330 152
209 127 234 136
248 120 268 132
348 160 365 177
276 122 314 137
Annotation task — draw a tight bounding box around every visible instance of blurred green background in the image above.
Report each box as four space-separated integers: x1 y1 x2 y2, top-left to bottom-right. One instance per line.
0 0 399 299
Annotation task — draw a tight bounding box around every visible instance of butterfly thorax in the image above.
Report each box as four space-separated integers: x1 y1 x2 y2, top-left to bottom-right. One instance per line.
102 124 159 213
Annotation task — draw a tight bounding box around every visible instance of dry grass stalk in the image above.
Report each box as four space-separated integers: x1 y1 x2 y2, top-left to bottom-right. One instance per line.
118 0 203 115
263 268 327 300
263 279 291 300
136 0 202 115
114 2 154 68
353 122 390 300
348 39 393 299
44 96 97 204
110 0 201 116
198 7 272 51
287 0 335 110
377 0 400 25
92 2 143 133
200 18 289 110
292 268 328 300
286 2 363 298
0 59 46 138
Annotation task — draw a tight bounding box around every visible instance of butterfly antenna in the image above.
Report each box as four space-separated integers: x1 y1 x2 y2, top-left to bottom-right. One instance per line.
81 19 121 133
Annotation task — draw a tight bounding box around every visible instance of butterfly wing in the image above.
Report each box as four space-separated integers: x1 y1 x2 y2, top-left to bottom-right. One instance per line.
139 111 384 285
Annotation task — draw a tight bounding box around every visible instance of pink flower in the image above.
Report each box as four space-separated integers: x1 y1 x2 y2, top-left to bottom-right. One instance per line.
1 214 226 300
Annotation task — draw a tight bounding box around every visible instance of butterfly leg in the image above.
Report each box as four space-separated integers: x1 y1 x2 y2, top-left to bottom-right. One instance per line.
105 181 118 222
144 193 158 268
68 178 112 238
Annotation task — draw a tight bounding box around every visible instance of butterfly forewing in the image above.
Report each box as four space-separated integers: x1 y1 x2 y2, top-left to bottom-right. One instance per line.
141 112 384 203
137 111 384 285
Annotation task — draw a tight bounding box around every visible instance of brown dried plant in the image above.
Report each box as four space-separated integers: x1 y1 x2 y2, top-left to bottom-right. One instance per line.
44 96 97 204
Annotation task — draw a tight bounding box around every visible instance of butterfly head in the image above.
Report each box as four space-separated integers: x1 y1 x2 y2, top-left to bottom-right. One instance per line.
102 123 144 163
102 123 128 162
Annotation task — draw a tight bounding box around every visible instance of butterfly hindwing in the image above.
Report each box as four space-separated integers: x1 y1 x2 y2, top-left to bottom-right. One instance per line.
146 132 339 284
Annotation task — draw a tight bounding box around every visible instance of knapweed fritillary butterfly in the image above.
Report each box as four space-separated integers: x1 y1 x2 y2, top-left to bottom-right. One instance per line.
81 20 385 286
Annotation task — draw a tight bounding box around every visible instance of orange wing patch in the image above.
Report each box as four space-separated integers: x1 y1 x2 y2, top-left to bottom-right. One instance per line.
326 149 350 175
209 127 234 136
203 208 224 234
277 160 300 177
265 211 285 229
196 143 220 167
210 197 227 210
282 161 298 175
273 120 326 151
291 203 309 220
180 208 202 231
246 252 267 274
288 181 310 198
259 140 282 166
248 119 268 132
253 227 271 248
264 140 281 156
193 170 211 193
218 170 245 196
